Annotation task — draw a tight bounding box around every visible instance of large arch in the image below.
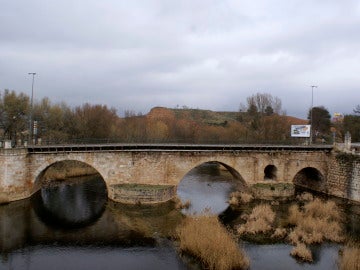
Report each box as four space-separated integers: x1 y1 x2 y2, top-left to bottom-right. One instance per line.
178 160 248 189
293 167 327 192
32 159 107 194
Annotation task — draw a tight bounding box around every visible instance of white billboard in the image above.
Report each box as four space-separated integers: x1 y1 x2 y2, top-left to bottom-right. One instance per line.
291 125 311 138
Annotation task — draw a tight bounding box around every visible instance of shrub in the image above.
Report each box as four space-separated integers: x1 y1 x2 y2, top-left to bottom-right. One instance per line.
177 213 249 270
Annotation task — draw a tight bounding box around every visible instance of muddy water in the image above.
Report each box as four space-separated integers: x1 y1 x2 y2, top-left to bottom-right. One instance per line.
0 163 359 270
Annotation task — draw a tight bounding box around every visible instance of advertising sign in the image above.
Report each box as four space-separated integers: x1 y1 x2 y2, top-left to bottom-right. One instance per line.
291 125 311 138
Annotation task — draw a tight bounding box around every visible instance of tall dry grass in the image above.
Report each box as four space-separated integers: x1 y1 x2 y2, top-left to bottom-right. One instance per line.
237 204 275 235
339 243 360 270
228 191 253 206
287 198 344 262
296 192 314 202
290 243 313 262
287 199 344 245
176 213 249 270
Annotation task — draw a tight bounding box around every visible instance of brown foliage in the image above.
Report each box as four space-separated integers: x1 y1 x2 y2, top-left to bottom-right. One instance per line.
237 204 275 235
177 214 249 270
287 198 344 262
290 243 313 262
339 243 360 270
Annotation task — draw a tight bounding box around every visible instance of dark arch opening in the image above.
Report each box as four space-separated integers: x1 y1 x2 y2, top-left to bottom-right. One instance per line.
293 167 326 192
264 165 277 181
32 160 107 229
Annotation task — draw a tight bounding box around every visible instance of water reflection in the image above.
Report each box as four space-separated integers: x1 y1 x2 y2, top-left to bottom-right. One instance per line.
1 166 359 270
32 175 107 229
177 162 237 214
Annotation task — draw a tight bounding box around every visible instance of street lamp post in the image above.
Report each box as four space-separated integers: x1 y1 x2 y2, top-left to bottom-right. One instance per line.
28 72 36 144
310 85 317 144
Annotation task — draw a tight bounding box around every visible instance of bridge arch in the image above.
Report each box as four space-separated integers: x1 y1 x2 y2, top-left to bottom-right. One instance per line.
177 160 248 189
292 167 326 192
32 159 107 194
264 164 278 181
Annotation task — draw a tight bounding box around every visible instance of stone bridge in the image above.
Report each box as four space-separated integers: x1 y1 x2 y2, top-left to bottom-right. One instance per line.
0 144 359 203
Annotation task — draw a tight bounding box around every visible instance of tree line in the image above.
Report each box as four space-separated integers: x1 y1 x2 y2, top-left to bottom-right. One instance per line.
0 89 359 145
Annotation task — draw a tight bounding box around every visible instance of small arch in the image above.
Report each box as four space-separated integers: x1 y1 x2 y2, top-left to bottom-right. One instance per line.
293 167 326 192
264 165 277 181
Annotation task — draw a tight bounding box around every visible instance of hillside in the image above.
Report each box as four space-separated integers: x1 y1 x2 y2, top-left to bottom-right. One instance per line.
146 106 306 126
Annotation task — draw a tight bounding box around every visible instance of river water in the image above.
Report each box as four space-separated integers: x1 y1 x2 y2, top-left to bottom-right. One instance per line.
0 163 359 270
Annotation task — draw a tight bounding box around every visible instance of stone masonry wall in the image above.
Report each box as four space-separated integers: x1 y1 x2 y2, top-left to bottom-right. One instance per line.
327 152 360 201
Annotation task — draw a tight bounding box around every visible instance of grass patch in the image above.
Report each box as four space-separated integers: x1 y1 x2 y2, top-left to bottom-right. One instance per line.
176 213 249 270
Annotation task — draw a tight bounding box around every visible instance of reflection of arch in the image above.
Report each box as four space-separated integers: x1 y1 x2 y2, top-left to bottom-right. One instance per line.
33 160 106 194
31 175 107 229
293 167 326 192
264 165 277 181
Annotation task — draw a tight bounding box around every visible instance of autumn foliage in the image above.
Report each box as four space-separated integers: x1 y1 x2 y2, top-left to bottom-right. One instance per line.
1 90 306 145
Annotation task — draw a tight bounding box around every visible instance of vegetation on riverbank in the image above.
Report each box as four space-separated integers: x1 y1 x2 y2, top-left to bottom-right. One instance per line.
237 204 275 235
230 191 348 263
176 213 249 270
339 242 360 270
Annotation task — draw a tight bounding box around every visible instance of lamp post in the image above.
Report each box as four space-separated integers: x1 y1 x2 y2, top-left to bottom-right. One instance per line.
310 85 317 144
28 72 36 144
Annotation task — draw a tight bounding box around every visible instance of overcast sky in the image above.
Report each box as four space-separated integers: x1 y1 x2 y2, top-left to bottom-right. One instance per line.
1 0 359 118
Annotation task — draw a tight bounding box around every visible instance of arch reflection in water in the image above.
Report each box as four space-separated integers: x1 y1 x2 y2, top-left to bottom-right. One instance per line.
32 175 107 229
177 162 238 215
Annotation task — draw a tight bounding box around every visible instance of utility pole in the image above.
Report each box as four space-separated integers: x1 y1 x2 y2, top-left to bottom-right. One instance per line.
28 72 36 144
310 85 317 144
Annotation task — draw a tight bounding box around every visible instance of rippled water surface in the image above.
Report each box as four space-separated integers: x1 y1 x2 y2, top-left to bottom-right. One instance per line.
1 163 359 270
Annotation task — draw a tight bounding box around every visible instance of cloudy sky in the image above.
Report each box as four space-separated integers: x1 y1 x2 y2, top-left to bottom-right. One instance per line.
1 0 359 118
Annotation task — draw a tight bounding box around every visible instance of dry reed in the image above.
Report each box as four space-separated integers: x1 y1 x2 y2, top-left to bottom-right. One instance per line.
287 198 344 262
339 243 360 270
271 228 287 239
237 204 275 235
228 191 253 206
296 192 314 202
290 243 313 262
177 213 249 270
287 199 344 245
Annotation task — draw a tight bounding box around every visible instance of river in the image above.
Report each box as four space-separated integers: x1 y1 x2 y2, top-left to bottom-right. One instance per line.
0 163 359 270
